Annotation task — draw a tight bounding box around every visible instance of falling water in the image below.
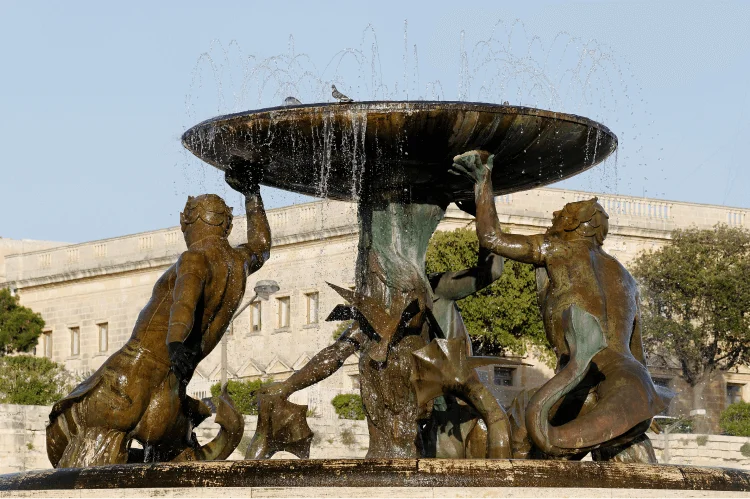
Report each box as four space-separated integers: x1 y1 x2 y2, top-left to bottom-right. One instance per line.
182 19 654 207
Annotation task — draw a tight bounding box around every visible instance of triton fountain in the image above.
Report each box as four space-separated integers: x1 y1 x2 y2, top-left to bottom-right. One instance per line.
2 101 749 496
181 100 620 461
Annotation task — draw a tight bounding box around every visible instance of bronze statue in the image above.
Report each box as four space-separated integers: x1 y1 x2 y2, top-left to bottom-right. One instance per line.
450 150 672 462
247 197 511 459
46 168 271 467
415 246 515 458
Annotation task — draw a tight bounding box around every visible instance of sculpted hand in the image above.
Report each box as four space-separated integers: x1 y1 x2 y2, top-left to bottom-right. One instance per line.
455 199 477 216
225 164 263 195
449 150 494 185
168 342 194 384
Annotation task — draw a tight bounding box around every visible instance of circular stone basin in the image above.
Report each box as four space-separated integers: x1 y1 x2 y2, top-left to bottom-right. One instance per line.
182 101 617 203
1 459 749 494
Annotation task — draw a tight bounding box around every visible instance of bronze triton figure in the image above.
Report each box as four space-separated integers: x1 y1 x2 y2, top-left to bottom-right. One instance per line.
414 244 516 459
46 167 271 467
450 150 672 462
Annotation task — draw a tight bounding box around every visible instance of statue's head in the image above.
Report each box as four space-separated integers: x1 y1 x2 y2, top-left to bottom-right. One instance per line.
548 197 609 244
180 194 233 241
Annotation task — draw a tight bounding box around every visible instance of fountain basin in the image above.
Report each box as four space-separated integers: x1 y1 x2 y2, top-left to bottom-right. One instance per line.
1 459 749 497
181 101 617 202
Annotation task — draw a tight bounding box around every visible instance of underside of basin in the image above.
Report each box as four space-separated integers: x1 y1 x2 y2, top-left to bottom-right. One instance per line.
181 101 617 203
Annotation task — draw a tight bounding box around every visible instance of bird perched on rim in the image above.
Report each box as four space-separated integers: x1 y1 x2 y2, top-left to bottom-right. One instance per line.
331 84 353 103
283 96 302 106
502 101 509 105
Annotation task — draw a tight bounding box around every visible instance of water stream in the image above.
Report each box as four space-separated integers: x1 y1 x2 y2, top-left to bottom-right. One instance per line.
180 19 659 208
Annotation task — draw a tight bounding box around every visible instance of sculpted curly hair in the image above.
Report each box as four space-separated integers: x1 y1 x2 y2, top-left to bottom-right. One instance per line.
560 197 609 245
180 194 233 235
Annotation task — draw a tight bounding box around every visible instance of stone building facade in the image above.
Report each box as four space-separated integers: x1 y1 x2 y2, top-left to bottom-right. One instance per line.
0 238 67 286
2 187 749 429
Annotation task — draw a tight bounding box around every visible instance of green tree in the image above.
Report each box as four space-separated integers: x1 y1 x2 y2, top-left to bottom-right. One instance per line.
0 288 45 355
209 378 274 415
425 228 550 359
0 355 75 405
331 393 366 420
720 401 750 437
631 225 750 395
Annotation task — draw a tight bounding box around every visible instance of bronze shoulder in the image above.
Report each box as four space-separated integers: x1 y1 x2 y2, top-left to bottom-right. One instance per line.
176 249 210 278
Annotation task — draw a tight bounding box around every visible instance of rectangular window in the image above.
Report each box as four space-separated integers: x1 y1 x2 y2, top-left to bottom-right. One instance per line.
277 297 290 328
98 323 108 352
727 383 744 406
305 292 319 324
493 367 514 387
43 331 53 358
70 327 80 357
251 301 262 332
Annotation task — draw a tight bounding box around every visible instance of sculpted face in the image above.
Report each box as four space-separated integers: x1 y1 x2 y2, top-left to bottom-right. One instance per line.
180 194 234 243
547 208 574 237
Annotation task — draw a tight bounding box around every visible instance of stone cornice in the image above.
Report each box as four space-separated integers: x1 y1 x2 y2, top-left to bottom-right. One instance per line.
11 255 176 289
11 224 363 289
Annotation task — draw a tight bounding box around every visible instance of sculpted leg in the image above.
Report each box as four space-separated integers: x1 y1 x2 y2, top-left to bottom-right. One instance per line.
49 403 131 468
459 374 512 458
246 337 358 459
591 432 657 463
411 339 512 458
525 305 609 456
258 329 361 403
57 412 130 468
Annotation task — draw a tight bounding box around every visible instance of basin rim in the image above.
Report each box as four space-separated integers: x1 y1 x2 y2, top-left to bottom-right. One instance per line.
2 459 748 492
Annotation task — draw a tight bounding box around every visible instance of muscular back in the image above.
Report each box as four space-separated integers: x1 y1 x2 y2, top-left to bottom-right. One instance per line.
131 237 249 366
190 240 249 359
538 241 639 361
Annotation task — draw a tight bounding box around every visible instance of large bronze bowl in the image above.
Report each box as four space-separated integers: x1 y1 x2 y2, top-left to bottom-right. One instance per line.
182 101 617 202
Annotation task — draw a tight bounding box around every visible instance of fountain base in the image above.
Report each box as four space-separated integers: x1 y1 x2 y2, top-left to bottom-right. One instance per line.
1 459 749 497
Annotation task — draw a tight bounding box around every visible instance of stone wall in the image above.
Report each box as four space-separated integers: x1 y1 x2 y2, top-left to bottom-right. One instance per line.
649 432 750 469
3 404 750 474
0 404 369 474
0 405 50 474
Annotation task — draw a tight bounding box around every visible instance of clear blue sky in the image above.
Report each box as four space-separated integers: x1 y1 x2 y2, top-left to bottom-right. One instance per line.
2 1 749 242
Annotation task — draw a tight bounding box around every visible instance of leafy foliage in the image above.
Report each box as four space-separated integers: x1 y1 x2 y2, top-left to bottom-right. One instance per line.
0 288 45 356
425 228 550 359
719 401 750 437
331 393 366 420
631 225 750 386
0 355 75 405
210 378 274 415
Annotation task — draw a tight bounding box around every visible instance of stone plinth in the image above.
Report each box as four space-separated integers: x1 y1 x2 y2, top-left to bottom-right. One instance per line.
1 459 749 497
